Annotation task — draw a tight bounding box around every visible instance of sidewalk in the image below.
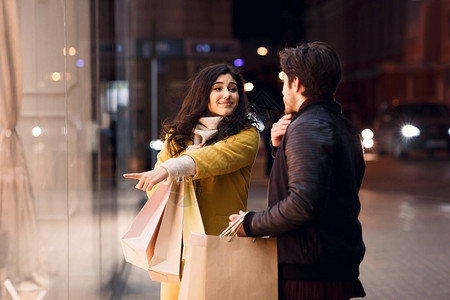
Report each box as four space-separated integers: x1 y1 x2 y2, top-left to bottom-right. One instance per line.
121 154 450 299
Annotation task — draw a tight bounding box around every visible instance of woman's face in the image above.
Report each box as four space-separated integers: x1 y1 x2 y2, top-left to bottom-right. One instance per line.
206 73 239 117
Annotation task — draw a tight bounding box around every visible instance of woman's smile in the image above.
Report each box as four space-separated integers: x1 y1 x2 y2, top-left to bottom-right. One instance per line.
207 73 239 117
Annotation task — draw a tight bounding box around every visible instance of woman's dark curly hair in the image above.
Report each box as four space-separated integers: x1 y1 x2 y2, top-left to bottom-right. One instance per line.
162 63 256 156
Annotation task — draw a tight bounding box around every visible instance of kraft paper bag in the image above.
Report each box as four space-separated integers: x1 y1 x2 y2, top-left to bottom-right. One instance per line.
148 180 184 284
178 233 206 300
179 217 278 300
121 180 173 270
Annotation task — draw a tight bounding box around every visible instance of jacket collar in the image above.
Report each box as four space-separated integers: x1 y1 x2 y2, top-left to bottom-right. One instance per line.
291 96 341 123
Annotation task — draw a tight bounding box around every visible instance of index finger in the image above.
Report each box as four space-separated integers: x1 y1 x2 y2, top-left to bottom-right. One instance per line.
123 173 141 180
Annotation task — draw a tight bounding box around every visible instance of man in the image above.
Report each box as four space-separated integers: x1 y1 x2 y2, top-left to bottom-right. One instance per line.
230 41 366 300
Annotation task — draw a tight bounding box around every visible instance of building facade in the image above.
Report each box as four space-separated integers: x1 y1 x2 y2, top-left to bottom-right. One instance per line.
303 0 450 124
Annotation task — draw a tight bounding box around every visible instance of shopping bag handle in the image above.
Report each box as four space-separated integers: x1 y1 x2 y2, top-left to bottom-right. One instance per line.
219 214 246 237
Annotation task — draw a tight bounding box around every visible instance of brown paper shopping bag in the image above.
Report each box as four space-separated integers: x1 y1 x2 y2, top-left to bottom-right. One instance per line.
179 216 278 300
148 180 184 284
121 180 173 270
178 233 207 300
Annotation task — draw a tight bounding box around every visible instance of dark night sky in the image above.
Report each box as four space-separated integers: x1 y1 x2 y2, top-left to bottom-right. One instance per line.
232 0 305 44
230 1 308 117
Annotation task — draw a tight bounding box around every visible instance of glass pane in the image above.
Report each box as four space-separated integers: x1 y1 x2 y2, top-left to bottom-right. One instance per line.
16 0 69 299
3 1 259 299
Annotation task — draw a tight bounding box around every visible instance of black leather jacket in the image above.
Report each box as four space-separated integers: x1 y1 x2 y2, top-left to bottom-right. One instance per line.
244 98 366 281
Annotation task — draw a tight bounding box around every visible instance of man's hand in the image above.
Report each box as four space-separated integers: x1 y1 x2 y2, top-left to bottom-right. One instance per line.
123 167 169 191
271 114 292 147
229 210 248 237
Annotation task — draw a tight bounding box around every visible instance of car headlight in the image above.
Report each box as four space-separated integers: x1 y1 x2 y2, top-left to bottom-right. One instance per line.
401 124 420 138
362 138 374 149
361 129 374 149
361 129 374 139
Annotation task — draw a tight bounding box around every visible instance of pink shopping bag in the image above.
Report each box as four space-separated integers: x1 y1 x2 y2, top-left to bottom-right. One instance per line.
121 180 173 270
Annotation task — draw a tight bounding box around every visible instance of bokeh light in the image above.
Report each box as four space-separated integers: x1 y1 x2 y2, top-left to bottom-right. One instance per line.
233 59 244 67
361 129 374 139
362 138 374 149
51 72 62 81
32 126 42 137
76 59 85 67
401 125 420 137
244 82 254 92
150 140 164 150
68 47 77 56
257 47 268 56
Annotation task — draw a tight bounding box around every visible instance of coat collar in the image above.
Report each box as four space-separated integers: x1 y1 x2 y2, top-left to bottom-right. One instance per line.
291 96 341 123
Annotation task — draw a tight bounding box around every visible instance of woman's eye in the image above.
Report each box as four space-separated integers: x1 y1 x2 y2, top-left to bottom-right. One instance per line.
214 87 222 91
229 87 238 93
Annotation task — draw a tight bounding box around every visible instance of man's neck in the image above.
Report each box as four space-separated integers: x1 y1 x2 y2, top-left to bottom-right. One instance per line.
294 94 307 113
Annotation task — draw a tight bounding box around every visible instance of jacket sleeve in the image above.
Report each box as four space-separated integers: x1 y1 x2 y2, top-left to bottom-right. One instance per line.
244 119 334 237
184 126 259 180
146 138 171 197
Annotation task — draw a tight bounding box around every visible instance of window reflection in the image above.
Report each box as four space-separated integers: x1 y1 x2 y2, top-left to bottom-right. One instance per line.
1 1 243 299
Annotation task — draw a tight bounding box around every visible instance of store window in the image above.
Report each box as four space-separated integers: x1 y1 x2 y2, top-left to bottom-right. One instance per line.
1 0 243 299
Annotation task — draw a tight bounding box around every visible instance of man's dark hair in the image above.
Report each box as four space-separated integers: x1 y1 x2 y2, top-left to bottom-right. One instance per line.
279 41 342 98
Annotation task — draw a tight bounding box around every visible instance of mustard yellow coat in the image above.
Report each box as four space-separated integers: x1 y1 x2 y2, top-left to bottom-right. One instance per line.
148 126 260 235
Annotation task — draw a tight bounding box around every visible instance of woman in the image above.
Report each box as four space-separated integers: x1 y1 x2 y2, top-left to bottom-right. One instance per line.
124 63 260 299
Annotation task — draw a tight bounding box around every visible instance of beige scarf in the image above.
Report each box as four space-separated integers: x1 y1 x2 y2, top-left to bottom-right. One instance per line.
159 116 223 177
193 116 223 145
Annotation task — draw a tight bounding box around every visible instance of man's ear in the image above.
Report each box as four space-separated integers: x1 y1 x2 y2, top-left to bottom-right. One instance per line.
293 77 301 92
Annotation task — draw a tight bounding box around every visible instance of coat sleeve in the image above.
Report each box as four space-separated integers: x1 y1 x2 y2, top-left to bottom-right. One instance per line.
184 126 260 180
244 120 335 237
154 139 171 167
145 138 171 198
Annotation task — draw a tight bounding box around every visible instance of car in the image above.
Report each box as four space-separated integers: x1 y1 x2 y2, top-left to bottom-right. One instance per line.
372 102 450 158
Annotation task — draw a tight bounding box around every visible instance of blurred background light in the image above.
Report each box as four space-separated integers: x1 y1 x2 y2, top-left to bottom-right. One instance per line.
149 139 164 150
195 43 211 53
233 58 244 67
361 129 374 139
401 125 420 137
244 82 254 92
32 126 42 137
76 59 85 67
51 72 62 81
68 47 76 56
257 46 268 56
278 71 285 81
361 129 374 149
362 138 374 149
